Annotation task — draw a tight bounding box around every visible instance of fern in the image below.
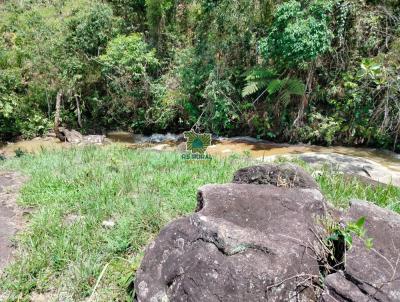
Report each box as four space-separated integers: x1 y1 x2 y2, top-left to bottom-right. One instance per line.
267 79 284 94
242 67 305 104
242 68 277 97
285 78 305 96
244 68 277 81
276 78 305 106
242 80 268 97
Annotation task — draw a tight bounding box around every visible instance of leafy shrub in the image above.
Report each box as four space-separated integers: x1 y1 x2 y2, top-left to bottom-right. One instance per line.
17 112 52 139
201 72 239 134
259 0 334 68
67 3 117 56
99 33 159 129
100 34 158 78
145 72 189 132
298 112 342 145
107 0 146 29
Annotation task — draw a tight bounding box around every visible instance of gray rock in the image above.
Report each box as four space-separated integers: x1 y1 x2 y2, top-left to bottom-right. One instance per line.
134 164 400 301
0 172 28 272
323 200 400 302
82 135 106 145
233 163 318 189
58 128 107 145
257 152 400 187
139 133 184 143
297 152 400 187
60 128 83 144
322 271 372 302
135 179 327 301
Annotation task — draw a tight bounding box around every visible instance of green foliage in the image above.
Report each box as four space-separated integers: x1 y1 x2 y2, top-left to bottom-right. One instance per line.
1 147 399 298
145 70 189 132
100 34 158 77
243 71 305 104
324 216 373 251
297 112 342 145
19 113 52 139
201 71 239 134
242 68 305 134
259 0 334 68
107 0 146 30
325 57 400 149
0 71 20 138
242 68 278 97
0 0 399 151
14 147 25 157
99 33 159 129
0 145 250 300
66 3 116 56
0 57 51 139
145 0 173 47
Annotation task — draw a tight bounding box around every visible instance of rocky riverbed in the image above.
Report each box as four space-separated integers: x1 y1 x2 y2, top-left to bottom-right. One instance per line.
2 132 400 187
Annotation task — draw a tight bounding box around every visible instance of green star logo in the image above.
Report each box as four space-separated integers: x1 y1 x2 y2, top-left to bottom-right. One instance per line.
183 130 211 154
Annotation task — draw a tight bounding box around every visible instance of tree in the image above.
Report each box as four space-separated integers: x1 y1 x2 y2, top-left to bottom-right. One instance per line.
99 33 159 128
259 0 334 68
66 3 116 57
257 0 334 125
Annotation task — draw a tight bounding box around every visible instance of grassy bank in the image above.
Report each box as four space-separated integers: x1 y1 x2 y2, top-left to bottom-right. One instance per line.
0 146 399 301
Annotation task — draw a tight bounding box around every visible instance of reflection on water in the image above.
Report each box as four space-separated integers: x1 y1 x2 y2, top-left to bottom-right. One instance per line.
1 132 399 172
106 131 135 144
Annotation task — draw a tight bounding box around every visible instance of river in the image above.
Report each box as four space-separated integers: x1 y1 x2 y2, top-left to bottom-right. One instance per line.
1 131 400 186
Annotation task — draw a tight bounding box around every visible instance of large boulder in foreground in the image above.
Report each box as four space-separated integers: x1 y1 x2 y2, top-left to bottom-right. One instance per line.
135 164 327 301
134 164 400 301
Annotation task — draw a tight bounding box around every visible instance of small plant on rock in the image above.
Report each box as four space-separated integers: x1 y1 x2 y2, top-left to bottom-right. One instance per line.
319 216 373 273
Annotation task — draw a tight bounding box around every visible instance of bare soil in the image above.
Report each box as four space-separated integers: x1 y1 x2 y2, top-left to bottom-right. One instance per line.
0 171 28 272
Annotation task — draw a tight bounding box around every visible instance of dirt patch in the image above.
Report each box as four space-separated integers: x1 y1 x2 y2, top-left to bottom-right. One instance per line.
0 171 29 272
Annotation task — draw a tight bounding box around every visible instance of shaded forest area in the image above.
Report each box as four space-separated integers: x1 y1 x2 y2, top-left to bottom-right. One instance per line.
0 0 399 150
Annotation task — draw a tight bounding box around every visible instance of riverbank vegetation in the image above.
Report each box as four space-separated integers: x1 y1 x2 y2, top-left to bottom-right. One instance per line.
0 146 399 300
0 0 399 150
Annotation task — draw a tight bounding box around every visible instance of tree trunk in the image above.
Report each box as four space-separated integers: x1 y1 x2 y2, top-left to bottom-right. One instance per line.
75 94 82 128
293 61 315 126
54 90 64 141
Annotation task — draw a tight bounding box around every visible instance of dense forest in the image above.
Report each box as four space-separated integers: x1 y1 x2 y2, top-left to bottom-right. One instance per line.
0 0 399 150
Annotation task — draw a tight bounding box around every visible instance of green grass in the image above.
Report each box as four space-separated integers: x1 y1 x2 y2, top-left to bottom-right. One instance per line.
281 158 400 212
0 146 251 301
0 146 399 301
317 168 400 212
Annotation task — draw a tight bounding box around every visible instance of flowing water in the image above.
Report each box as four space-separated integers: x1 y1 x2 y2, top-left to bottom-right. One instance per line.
2 131 400 185
0 137 67 157
207 139 400 172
